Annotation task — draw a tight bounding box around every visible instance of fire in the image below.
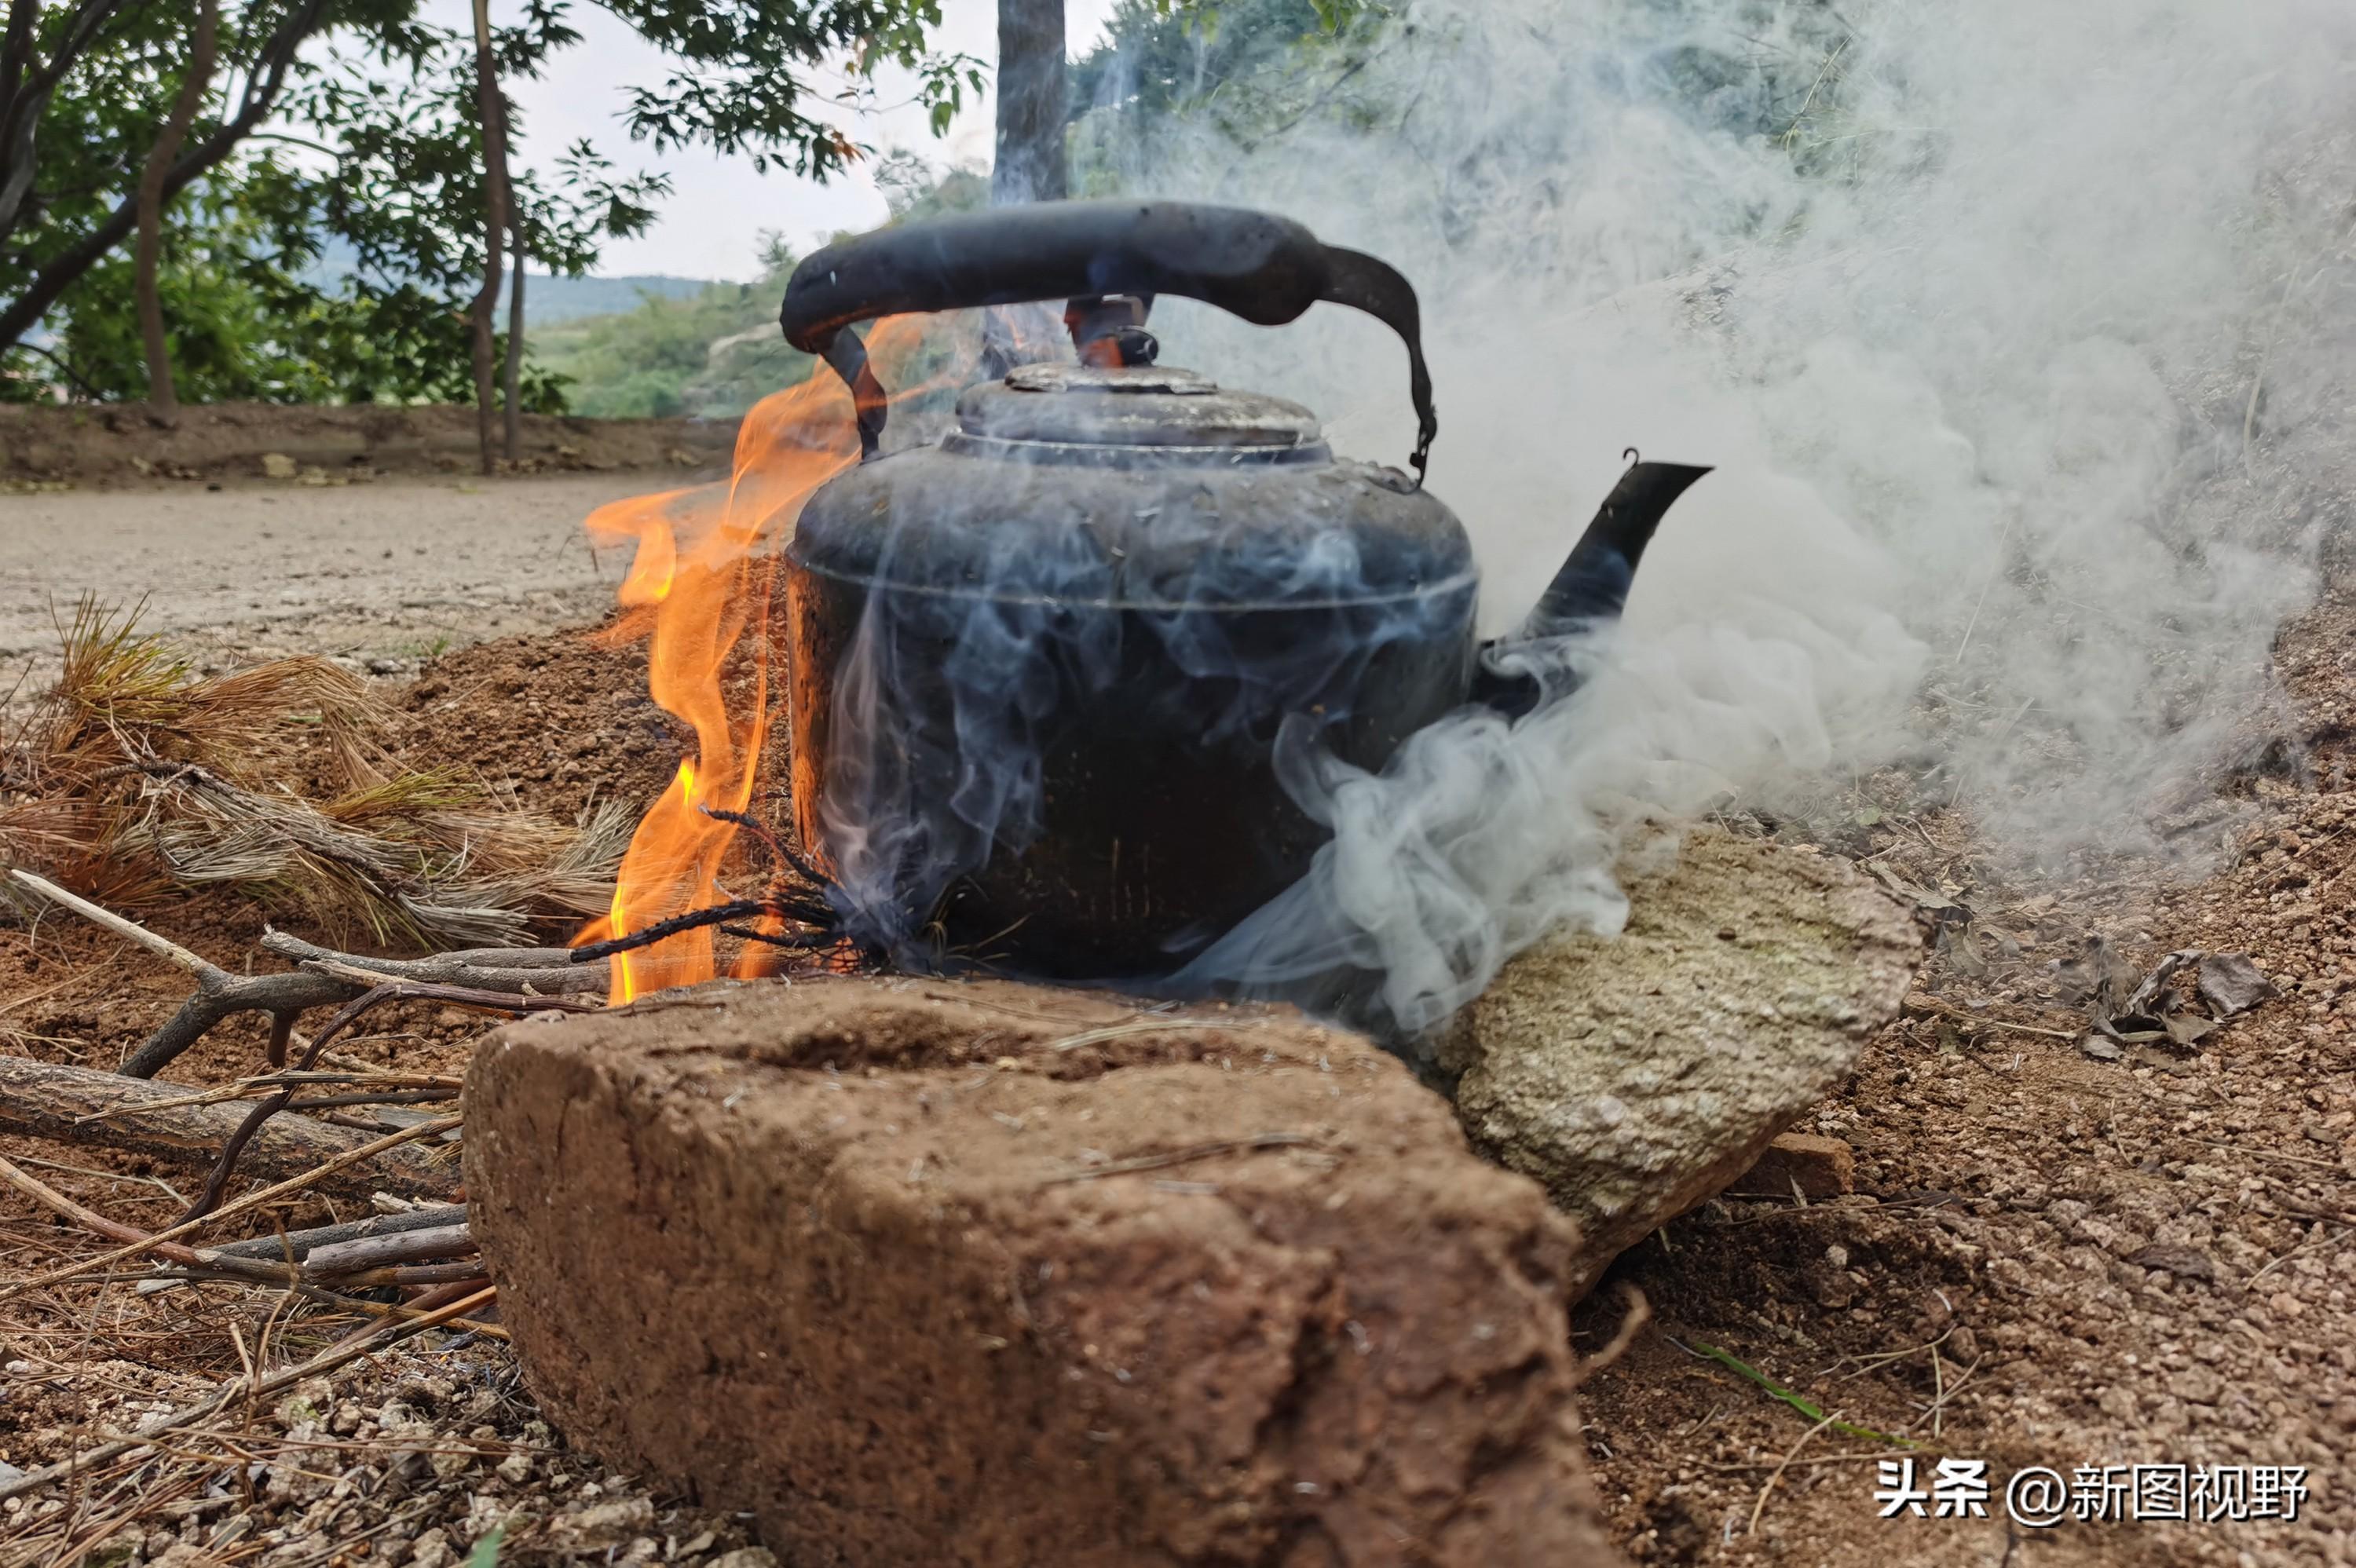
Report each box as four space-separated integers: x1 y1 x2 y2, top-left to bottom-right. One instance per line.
573 315 962 1000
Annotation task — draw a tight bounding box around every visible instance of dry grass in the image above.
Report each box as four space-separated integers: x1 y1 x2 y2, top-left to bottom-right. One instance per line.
0 600 627 948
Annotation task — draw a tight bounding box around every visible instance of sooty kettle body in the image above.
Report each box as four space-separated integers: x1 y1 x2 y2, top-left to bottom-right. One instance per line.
775 200 1709 976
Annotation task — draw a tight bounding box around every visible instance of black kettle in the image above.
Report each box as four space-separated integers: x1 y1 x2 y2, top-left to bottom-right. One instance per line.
775 200 1708 977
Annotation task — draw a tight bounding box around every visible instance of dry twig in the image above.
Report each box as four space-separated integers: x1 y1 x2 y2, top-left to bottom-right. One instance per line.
12 868 351 1076
1748 1411 1845 1534
0 1054 459 1196
2 1113 462 1303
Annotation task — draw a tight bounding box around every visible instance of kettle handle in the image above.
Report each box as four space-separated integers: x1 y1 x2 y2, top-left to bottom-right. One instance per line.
779 200 1437 477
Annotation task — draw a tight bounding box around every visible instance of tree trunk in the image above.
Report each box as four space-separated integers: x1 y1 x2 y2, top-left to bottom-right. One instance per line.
466 0 511 477
982 0 1067 377
134 0 219 429
992 0 1067 204
501 221 524 459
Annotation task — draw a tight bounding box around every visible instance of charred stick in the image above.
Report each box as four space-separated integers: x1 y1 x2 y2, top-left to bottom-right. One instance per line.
568 895 832 963
699 803 833 890
719 923 835 951
700 803 789 868
202 1202 470 1263
301 1222 473 1277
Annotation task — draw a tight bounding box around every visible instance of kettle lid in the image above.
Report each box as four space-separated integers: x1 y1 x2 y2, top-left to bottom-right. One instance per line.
953 363 1326 457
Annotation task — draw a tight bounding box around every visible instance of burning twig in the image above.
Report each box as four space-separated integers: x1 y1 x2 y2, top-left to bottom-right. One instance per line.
702 802 832 889
580 799 867 979
718 922 835 951
568 894 834 962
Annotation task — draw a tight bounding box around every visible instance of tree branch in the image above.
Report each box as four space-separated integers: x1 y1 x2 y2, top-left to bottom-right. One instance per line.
0 0 135 247
0 0 331 354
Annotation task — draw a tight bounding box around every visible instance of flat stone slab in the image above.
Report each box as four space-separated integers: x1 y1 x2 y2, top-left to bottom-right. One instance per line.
466 975 1622 1568
1441 831 1920 1299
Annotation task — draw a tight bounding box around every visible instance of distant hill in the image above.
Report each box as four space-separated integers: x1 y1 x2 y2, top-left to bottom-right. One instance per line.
298 236 719 325
520 272 716 323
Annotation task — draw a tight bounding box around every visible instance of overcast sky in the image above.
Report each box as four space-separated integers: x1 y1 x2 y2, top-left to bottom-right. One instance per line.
407 0 1124 281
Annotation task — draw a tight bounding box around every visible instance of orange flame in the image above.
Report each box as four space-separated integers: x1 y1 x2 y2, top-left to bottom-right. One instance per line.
574 315 967 1000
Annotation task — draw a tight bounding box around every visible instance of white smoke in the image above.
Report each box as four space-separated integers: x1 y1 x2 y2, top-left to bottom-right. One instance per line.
1087 0 2356 1030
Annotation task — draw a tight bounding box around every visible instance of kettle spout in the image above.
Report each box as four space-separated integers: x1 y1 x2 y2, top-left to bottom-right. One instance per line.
1469 458 1712 718
1517 459 1713 641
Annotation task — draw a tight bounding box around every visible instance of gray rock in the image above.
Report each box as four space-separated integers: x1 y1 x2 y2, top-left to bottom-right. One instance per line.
1440 830 1920 1299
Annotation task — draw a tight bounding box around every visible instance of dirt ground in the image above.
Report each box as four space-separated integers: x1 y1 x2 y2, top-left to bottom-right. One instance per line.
1574 584 2356 1568
1 462 2351 1562
0 401 740 697
0 471 694 702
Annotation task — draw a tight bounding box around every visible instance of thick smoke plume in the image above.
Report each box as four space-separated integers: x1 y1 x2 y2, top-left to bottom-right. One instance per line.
1052 0 2356 1032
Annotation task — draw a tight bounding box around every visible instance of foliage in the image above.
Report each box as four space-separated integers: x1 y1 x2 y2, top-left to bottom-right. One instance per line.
529 272 803 420
528 146 1001 422
598 0 982 179
872 148 988 223
1066 0 1392 175
8 186 327 403
0 0 375 354
1 0 982 408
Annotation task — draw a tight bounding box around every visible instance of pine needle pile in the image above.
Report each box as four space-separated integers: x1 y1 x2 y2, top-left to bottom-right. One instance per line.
0 600 628 948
